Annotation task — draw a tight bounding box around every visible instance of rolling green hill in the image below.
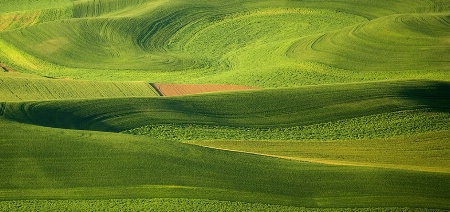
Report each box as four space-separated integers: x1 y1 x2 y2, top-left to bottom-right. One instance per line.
1 0 450 210
286 13 450 81
1 117 450 210
2 79 449 210
3 80 449 131
0 0 449 86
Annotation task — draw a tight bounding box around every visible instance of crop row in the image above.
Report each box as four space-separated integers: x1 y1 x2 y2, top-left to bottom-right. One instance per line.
0 76 159 101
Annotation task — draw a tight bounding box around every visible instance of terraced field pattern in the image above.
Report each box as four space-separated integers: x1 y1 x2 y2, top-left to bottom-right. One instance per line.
1 0 450 211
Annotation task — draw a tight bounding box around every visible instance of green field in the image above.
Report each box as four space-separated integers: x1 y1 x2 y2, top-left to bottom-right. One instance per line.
1 0 450 211
0 74 159 101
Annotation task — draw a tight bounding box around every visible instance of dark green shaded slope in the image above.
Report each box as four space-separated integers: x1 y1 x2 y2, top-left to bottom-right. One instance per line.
3 80 449 132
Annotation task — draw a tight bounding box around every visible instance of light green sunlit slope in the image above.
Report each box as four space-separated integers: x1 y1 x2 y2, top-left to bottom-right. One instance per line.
287 13 450 81
0 0 449 86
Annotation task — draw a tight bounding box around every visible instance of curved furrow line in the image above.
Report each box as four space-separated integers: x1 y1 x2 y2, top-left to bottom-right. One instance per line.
0 0 150 31
1 10 221 71
172 8 367 87
133 8 203 51
287 13 450 74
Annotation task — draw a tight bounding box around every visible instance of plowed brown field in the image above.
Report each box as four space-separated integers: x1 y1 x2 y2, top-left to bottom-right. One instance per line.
151 83 258 96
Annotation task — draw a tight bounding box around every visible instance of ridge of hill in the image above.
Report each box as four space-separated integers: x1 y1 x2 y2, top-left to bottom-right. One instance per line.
2 80 449 132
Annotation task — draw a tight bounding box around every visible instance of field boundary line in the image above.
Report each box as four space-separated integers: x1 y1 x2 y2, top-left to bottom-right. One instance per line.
149 83 164 96
193 144 450 174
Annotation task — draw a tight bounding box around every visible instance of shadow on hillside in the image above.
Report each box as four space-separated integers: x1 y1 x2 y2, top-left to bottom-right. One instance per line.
1 101 119 132
398 81 450 113
0 102 5 116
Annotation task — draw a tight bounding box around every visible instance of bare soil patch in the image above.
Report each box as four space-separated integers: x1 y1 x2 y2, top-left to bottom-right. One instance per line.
151 83 258 96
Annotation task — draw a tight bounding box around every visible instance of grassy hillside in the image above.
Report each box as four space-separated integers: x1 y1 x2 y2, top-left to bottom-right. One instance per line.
1 0 450 210
0 7 366 84
287 13 450 81
1 117 450 210
0 0 449 86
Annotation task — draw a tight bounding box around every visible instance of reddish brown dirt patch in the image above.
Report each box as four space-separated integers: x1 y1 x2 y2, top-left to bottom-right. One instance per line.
151 83 258 96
